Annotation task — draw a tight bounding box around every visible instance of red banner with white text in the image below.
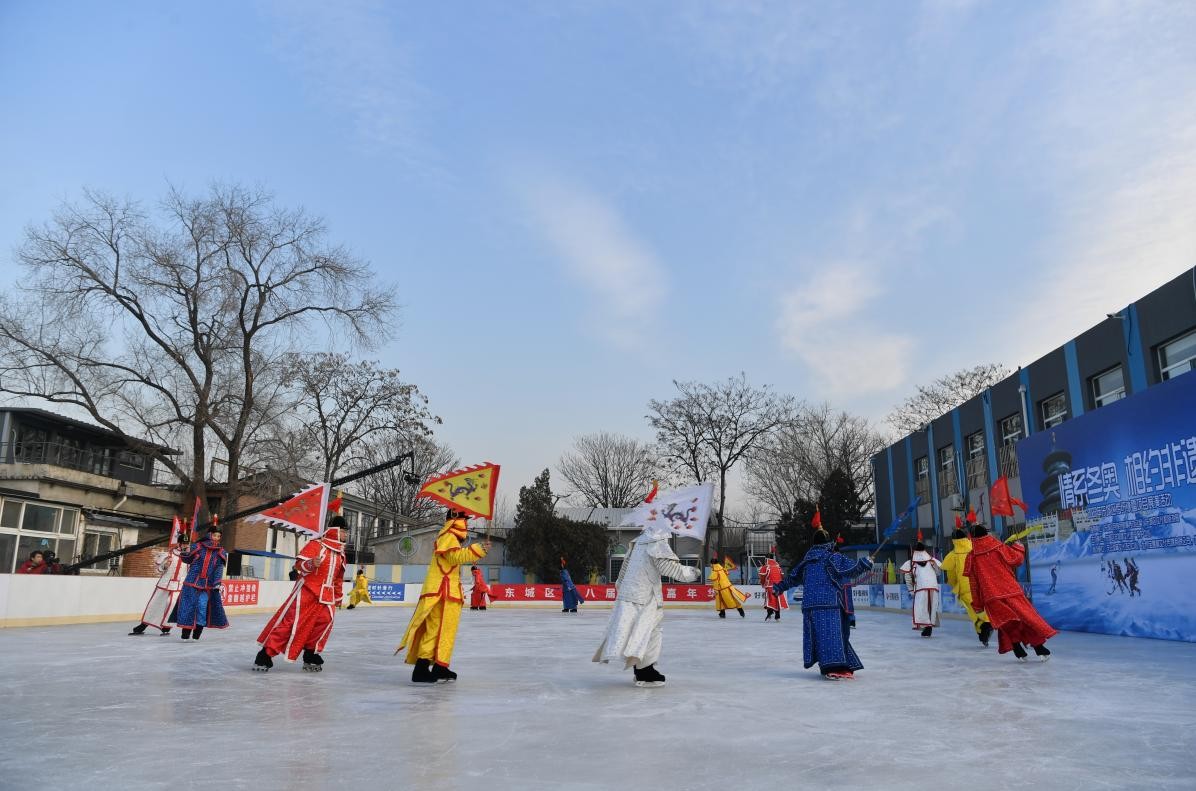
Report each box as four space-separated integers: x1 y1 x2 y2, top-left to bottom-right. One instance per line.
222 579 259 606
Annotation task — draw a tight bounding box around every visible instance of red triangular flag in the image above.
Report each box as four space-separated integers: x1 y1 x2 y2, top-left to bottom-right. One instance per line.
811 508 822 530
990 476 1016 517
955 515 963 529
644 479 659 504
245 483 332 536
1012 496 1030 512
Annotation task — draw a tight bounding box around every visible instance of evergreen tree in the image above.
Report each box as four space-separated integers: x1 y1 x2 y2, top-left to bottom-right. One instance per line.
505 469 610 582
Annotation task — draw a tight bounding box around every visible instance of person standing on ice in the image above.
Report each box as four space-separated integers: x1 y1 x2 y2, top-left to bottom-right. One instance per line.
709 555 748 618
560 557 585 613
346 568 372 609
772 527 873 680
940 525 992 646
469 565 490 610
397 511 490 683
175 525 228 640
758 551 788 621
900 535 942 637
254 516 347 672
964 523 1057 661
129 517 189 636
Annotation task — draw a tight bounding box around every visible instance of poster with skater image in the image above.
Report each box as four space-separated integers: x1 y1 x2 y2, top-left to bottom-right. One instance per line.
1015 370 1196 642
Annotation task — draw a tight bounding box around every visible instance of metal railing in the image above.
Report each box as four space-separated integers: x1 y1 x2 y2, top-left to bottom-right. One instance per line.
937 467 958 498
965 455 988 491
997 444 1020 478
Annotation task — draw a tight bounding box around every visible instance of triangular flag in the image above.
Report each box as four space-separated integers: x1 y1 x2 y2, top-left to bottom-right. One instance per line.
644 479 659 503
966 508 977 524
990 476 1017 517
170 515 184 547
245 483 332 536
417 463 501 519
955 514 963 529
811 508 822 530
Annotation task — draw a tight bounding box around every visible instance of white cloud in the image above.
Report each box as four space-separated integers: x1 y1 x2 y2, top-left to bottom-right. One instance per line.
518 174 667 349
776 264 914 396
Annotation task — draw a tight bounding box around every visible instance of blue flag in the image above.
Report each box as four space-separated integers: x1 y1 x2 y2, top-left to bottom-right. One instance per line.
883 497 920 539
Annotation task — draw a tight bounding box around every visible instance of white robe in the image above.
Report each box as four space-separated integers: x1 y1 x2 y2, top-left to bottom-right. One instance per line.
900 551 942 628
593 532 699 669
139 547 186 629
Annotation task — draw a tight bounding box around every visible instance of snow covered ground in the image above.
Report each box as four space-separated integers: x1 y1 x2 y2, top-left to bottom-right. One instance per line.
1 606 1193 791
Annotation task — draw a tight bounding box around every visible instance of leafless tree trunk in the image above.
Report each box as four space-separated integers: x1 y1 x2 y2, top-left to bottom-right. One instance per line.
886 363 1011 435
557 431 657 508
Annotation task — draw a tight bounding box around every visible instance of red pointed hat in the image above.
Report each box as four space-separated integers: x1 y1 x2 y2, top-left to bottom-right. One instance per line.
955 515 963 529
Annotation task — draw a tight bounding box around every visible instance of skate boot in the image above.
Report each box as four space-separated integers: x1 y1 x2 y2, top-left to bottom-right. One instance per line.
1011 643 1029 662
129 623 148 636
823 670 855 680
412 659 436 683
718 610 726 619
253 649 273 672
570 608 578 613
346 604 355 610
764 609 773 621
191 626 204 640
633 664 666 687
470 606 478 611
1032 643 1051 662
562 607 569 613
302 649 324 672
921 626 933 637
979 622 993 647
737 608 745 618
479 606 487 611
160 628 171 636
775 612 781 621
180 629 192 640
431 664 457 683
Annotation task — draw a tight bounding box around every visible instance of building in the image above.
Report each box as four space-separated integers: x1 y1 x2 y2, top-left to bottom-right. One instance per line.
871 268 1196 545
0 408 182 574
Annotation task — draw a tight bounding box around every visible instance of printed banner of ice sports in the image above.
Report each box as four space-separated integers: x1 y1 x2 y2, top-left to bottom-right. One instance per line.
618 482 715 540
1015 370 1196 642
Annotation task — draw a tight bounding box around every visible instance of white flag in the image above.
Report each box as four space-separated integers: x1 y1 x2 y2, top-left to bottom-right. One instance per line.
619 483 714 541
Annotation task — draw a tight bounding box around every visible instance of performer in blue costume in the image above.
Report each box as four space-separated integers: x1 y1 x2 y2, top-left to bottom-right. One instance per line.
175 526 229 640
773 529 873 680
560 557 585 613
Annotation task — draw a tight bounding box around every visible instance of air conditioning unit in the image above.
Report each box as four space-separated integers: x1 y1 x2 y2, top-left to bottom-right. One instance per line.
948 493 963 511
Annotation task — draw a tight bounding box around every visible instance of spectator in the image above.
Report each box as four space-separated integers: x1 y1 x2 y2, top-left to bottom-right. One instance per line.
16 551 50 574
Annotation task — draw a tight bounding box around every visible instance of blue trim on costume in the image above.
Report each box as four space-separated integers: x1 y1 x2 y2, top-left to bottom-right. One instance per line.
1064 340 1085 418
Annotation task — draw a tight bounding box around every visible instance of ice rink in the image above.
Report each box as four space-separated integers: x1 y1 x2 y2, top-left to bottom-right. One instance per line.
2 606 1193 791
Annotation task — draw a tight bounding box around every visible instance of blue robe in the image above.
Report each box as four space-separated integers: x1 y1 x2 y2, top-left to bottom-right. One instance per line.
175 538 229 629
561 568 585 610
774 543 872 673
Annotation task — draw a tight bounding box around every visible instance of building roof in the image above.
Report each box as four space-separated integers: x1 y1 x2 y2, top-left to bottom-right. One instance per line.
0 407 179 454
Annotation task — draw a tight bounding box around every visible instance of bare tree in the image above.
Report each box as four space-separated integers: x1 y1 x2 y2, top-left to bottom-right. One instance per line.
886 363 1012 435
0 185 394 542
355 434 459 522
744 403 888 518
557 431 657 508
647 373 796 557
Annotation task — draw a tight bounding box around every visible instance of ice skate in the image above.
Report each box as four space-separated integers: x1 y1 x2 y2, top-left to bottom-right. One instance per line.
823 671 854 680
411 659 436 683
569 608 578 613
979 623 993 647
1012 643 1029 662
633 664 666 687
1033 643 1051 661
302 649 324 672
764 609 773 621
431 664 457 683
921 626 933 637
346 604 355 610
159 628 171 636
191 626 204 640
180 629 192 640
129 623 148 636
253 649 273 672
718 610 726 619
737 608 745 618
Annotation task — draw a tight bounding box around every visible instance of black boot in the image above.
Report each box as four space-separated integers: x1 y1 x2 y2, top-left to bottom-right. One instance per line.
431 664 457 683
921 626 933 637
479 606 486 611
160 627 171 636
776 611 781 621
129 623 148 636
1032 643 1051 661
346 604 355 610
979 622 993 647
718 610 726 619
302 649 324 672
253 649 273 672
180 629 192 640
737 608 745 618
191 626 204 640
1011 642 1028 661
633 664 666 687
764 609 773 621
412 659 436 683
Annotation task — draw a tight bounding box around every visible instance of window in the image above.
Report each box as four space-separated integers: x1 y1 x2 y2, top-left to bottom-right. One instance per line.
1159 330 1196 381
999 414 1023 446
1040 393 1067 429
81 530 119 571
116 450 145 470
1091 366 1126 408
965 432 987 490
914 456 930 500
0 533 15 573
937 446 957 497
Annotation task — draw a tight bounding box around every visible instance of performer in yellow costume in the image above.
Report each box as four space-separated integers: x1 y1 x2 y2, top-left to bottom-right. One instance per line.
397 512 489 683
941 526 993 646
709 556 748 618
346 568 372 609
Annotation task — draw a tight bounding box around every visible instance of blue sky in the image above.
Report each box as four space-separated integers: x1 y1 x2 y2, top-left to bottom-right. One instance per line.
2 1 1195 510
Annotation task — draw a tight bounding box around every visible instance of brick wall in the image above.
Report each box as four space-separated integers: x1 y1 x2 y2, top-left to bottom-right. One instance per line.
121 546 162 578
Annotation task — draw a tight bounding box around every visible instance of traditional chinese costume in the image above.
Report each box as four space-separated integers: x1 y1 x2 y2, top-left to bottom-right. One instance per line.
709 559 748 618
130 546 187 636
560 562 585 613
469 565 490 610
900 543 942 636
758 556 788 621
175 531 228 639
347 570 372 609
773 535 873 679
964 527 1056 660
940 530 991 646
254 523 346 672
593 523 700 686
397 515 488 683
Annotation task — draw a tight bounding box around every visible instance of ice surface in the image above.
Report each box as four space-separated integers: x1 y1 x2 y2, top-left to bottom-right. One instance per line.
2 607 1194 791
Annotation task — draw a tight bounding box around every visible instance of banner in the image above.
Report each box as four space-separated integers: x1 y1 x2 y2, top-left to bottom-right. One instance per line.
1015 371 1196 642
223 579 259 606
365 582 405 602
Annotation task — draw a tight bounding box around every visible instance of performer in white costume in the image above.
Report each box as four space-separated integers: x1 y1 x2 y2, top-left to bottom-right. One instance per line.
129 518 189 636
592 520 701 687
900 540 942 637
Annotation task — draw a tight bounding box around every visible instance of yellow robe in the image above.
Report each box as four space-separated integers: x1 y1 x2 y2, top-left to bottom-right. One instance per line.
709 562 749 611
349 573 372 606
941 537 990 633
397 519 487 666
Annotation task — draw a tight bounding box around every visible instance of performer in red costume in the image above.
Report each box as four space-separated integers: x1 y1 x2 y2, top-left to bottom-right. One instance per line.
964 523 1057 661
469 565 490 611
253 515 347 672
758 551 788 621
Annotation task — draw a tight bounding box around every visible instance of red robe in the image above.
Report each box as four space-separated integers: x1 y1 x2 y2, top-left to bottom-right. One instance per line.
258 530 346 660
963 535 1057 653
470 567 490 608
759 559 789 611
